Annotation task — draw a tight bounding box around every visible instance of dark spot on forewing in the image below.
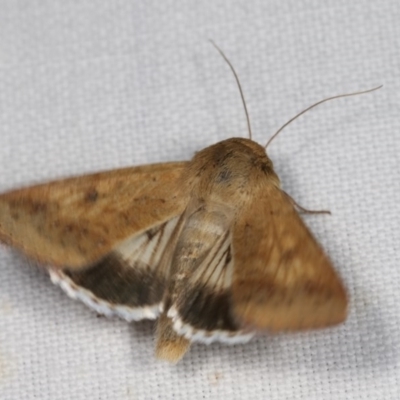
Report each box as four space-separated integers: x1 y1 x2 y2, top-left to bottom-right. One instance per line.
30 201 47 213
85 189 99 203
64 253 166 307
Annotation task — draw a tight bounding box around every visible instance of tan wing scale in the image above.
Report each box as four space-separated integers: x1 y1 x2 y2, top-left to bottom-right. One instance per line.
232 184 348 331
0 162 188 268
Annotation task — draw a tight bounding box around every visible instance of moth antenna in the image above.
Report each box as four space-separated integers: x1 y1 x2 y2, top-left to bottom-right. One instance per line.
210 40 253 140
265 85 383 150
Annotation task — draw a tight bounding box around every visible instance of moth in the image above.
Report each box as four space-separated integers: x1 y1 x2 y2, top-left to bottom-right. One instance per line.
0 43 380 363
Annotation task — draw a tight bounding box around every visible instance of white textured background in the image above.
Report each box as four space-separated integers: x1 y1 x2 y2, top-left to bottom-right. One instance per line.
0 1 399 399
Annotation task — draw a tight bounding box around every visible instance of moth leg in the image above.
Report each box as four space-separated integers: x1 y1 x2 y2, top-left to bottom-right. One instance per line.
282 190 331 215
155 312 191 363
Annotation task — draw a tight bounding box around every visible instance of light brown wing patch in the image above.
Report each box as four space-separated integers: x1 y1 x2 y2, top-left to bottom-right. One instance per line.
232 184 348 331
0 162 188 269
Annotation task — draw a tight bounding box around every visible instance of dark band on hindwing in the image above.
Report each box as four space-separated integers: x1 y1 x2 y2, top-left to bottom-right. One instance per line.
64 252 166 307
176 286 239 332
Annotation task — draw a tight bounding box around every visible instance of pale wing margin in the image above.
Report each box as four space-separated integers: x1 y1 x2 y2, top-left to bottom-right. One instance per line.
0 162 188 268
51 214 185 321
231 184 348 331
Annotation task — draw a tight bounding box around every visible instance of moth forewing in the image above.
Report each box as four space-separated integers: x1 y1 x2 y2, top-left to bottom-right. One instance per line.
231 181 348 331
0 162 189 269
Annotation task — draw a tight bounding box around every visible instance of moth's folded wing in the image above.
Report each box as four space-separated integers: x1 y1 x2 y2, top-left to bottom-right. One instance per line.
0 162 189 269
231 184 348 331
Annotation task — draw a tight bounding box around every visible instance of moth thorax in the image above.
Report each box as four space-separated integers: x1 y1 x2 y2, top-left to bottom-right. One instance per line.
184 138 280 209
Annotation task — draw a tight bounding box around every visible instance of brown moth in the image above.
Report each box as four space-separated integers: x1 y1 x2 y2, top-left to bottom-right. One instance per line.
0 44 380 363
